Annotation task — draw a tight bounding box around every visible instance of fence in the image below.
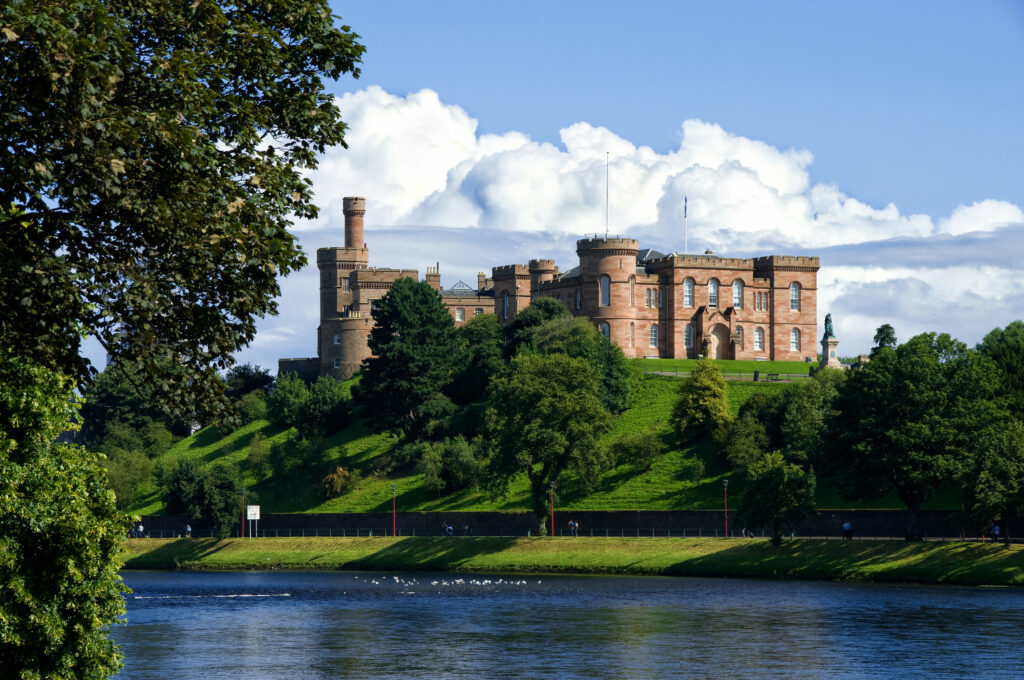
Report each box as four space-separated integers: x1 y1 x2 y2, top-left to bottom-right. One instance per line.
643 370 811 382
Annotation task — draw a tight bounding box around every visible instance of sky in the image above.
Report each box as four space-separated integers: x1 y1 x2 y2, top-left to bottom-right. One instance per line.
103 2 1024 371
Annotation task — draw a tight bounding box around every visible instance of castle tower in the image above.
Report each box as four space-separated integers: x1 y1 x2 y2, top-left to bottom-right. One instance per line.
344 196 365 249
528 259 557 295
576 236 640 344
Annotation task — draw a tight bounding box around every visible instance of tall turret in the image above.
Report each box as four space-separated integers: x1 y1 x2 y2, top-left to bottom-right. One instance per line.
343 196 365 249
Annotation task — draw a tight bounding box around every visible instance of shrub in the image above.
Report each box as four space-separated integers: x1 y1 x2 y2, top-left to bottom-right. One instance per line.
247 432 271 481
266 372 309 429
238 390 268 423
320 465 359 499
296 376 349 439
613 431 664 472
420 436 481 494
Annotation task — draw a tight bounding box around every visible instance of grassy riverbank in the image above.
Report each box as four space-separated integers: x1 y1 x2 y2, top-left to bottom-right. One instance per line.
122 536 1024 586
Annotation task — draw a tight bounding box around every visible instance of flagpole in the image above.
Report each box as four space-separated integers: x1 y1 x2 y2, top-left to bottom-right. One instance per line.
684 195 688 253
605 151 609 239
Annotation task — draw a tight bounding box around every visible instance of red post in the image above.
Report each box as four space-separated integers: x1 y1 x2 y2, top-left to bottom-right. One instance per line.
550 485 555 537
392 485 397 537
241 491 245 538
723 483 729 538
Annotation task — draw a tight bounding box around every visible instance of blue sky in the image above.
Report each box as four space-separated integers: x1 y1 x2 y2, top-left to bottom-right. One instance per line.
182 2 1024 372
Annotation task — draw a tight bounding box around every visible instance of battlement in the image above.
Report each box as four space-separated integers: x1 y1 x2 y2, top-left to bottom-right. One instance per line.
492 264 529 278
351 267 418 283
646 254 755 270
317 246 369 262
752 255 821 270
576 236 639 253
528 259 556 271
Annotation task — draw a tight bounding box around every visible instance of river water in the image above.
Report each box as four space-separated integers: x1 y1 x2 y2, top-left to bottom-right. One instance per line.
114 571 1024 679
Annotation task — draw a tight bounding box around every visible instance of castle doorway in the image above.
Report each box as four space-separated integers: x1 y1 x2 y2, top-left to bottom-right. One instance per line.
708 324 731 360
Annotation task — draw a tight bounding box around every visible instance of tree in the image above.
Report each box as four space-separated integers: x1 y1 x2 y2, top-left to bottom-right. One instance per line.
295 376 349 440
484 353 612 525
830 333 1005 539
266 372 310 430
612 431 664 472
104 449 154 509
0 353 126 678
78 360 191 444
502 296 572 359
871 323 897 357
224 364 275 401
737 452 817 545
247 432 271 482
2 3 362 671
530 316 639 413
718 413 769 474
162 460 244 538
959 419 1024 536
357 278 463 440
670 359 732 444
977 320 1024 417
449 313 505 406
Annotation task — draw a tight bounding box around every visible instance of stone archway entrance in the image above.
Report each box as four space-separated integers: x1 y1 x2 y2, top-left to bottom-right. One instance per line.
707 323 731 360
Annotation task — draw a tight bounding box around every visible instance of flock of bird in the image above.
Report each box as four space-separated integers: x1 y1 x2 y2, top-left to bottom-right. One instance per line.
352 575 539 588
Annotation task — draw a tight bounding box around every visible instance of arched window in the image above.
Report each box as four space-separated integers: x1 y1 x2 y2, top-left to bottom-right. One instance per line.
333 334 340 345
683 278 694 307
455 308 465 322
790 328 801 351
736 326 743 348
708 279 719 308
754 327 764 351
649 324 659 348
600 321 610 339
733 280 744 308
790 282 801 311
599 276 611 306
575 289 581 310
684 324 693 349
645 289 651 307
629 322 635 347
629 276 635 307
503 291 510 319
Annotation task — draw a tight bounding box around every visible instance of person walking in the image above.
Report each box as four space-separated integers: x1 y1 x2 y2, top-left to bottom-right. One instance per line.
185 524 192 538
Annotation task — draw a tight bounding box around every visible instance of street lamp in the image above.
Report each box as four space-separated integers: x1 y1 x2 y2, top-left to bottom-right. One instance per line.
549 481 555 537
722 478 729 538
391 484 397 537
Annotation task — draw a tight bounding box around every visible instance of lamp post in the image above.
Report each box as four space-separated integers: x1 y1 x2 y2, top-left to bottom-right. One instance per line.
550 481 555 537
391 484 396 537
722 478 729 538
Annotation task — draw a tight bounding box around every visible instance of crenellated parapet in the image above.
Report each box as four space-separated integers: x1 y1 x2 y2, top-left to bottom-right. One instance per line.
492 263 530 279
753 255 820 272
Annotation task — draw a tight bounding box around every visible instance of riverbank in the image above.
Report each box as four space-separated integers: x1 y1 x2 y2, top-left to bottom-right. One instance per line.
121 536 1024 586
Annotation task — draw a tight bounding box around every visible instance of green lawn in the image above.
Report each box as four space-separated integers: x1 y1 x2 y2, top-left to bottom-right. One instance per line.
638 357 815 379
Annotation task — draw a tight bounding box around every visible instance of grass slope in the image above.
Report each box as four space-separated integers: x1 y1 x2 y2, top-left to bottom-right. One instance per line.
127 369 922 516
122 536 1024 586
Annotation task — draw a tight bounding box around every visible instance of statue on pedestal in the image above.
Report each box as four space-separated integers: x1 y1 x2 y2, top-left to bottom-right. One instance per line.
824 313 835 339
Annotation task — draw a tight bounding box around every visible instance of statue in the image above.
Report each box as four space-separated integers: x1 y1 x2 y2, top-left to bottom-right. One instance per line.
824 313 835 339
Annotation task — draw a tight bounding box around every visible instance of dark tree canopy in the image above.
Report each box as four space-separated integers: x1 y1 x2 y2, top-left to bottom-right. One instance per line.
502 296 572 359
670 359 731 444
871 323 897 357
224 363 275 401
449 313 504 406
978 320 1024 417
736 451 817 545
357 278 463 440
1 0 364 419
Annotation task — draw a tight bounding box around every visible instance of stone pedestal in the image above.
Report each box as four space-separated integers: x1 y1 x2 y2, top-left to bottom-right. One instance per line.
820 335 842 370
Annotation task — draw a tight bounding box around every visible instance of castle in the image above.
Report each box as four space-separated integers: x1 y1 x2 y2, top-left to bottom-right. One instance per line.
278 197 820 380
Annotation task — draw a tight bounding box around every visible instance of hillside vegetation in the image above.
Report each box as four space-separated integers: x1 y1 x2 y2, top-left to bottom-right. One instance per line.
126 361 918 517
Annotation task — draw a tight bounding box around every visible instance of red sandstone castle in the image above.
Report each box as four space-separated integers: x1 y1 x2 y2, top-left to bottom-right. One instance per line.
279 197 820 380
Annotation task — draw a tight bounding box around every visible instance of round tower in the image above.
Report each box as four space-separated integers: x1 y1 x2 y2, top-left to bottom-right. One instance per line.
343 196 366 249
528 258 556 294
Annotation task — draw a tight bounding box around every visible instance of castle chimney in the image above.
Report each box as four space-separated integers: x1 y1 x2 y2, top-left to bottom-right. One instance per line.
343 197 365 249
477 272 486 291
426 262 441 291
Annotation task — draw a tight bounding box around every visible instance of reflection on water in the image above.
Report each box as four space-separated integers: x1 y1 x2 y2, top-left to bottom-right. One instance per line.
114 571 1024 679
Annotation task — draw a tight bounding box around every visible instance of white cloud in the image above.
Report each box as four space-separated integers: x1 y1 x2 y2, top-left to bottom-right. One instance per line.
936 199 1024 236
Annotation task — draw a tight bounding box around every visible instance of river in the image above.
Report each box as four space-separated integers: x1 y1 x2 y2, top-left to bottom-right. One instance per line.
114 571 1024 679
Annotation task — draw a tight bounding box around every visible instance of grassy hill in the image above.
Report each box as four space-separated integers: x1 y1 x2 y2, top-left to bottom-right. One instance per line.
127 359 928 516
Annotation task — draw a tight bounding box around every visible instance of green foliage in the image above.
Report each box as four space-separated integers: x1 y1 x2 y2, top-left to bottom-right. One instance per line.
612 431 665 472
161 459 244 538
530 316 639 412
484 353 613 521
224 364 275 400
357 278 463 440
958 420 1024 533
718 413 769 473
266 372 310 430
1 1 364 422
247 432 271 482
237 390 269 423
421 437 483 495
78 361 191 443
105 449 155 509
737 451 817 545
295 376 349 440
871 323 898 356
977 320 1024 417
320 465 359 500
502 296 572 359
670 359 732 444
0 353 127 678
449 314 505 405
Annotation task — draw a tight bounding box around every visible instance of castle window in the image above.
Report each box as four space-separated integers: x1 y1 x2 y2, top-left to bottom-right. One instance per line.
657 289 663 308
341 278 350 291
629 322 635 347
600 322 610 339
649 324 659 348
503 291 510 319
333 334 340 345
456 308 465 322
599 276 610 306
575 289 581 310
708 279 719 308
736 326 743 348
474 308 483 316
645 289 651 307
629 276 635 307
755 327 764 351
790 282 801 311
733 280 744 308
790 328 801 351
333 358 341 369
684 324 693 348
683 278 694 307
